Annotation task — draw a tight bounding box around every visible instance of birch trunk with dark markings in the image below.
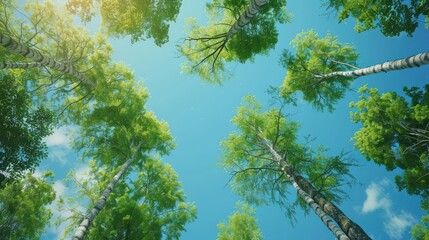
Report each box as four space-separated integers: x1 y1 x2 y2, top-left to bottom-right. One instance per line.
315 52 429 79
259 134 371 240
0 30 94 87
72 142 143 240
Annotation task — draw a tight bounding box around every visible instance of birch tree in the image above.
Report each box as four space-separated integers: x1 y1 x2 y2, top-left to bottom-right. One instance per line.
64 158 196 240
280 30 429 111
220 96 370 239
68 68 175 239
179 0 289 83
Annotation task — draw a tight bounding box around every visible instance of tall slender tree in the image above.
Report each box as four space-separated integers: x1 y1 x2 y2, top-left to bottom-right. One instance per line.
280 30 429 111
64 158 196 240
220 96 369 239
179 0 289 83
69 66 174 239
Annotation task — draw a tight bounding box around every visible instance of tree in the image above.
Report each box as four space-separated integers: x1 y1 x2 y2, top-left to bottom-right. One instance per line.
217 202 263 240
324 0 429 36
65 0 182 45
350 85 429 198
179 0 289 83
220 96 369 239
68 158 196 240
70 66 175 239
0 72 54 187
0 0 121 113
0 171 56 239
280 30 429 111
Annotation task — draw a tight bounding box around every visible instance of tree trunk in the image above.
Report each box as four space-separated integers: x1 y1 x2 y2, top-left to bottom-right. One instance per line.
283 162 350 240
316 51 429 79
0 30 95 87
260 136 371 240
72 142 143 240
0 62 44 69
226 0 269 40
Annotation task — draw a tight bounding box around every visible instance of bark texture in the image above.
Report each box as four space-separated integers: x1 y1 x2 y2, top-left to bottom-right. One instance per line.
72 142 143 240
0 30 94 87
226 0 269 40
316 51 429 79
0 62 43 69
260 135 371 240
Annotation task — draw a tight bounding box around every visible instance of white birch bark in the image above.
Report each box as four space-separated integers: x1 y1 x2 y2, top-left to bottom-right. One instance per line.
259 134 371 240
316 51 429 79
0 31 95 87
72 142 143 240
226 0 269 40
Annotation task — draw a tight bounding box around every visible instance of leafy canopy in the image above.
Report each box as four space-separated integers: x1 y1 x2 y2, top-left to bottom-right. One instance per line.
325 0 429 36
350 85 429 198
0 72 54 187
66 0 182 45
0 171 56 240
279 30 359 111
220 96 356 220
217 202 263 240
179 0 290 84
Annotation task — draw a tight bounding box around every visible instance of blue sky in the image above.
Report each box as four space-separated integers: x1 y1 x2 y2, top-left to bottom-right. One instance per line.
34 0 429 239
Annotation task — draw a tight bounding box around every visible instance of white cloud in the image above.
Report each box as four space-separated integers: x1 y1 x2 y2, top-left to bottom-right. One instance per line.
384 210 417 239
53 180 66 197
362 178 391 213
50 149 68 165
361 179 417 239
44 126 73 148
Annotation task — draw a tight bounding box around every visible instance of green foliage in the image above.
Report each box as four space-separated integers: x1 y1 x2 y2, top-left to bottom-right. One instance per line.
217 202 263 240
63 159 197 240
0 72 54 187
350 85 429 198
411 199 429 240
325 0 429 36
179 0 290 83
66 0 182 45
220 96 356 220
0 171 56 239
280 30 359 111
73 66 175 170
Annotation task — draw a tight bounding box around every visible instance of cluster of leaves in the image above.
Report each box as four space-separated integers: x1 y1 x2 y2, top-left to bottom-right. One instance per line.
279 30 359 111
0 171 56 239
324 0 429 36
179 0 290 83
0 72 54 187
350 85 429 198
217 202 263 240
66 0 182 45
220 96 356 220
